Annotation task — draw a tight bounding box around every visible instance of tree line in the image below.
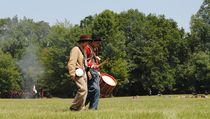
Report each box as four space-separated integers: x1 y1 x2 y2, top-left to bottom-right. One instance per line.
0 0 209 98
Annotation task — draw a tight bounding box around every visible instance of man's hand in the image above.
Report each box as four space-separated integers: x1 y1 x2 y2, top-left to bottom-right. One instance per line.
71 76 76 80
87 71 92 80
91 64 99 68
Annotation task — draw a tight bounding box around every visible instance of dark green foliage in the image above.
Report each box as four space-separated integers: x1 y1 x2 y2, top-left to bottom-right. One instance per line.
0 50 22 97
0 1 209 97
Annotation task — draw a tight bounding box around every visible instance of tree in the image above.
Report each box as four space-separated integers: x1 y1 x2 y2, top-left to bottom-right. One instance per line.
0 50 22 98
91 10 129 95
192 52 210 93
0 17 50 59
119 9 185 94
190 0 210 52
38 22 80 97
188 0 210 93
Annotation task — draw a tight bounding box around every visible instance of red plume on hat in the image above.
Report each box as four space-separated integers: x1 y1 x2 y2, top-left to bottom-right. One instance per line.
77 34 92 42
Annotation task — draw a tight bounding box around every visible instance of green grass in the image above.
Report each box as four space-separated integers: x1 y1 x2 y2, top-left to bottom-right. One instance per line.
0 95 210 119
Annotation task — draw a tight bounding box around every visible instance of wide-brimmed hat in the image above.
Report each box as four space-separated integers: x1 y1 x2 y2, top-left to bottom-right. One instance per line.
92 36 102 42
77 34 92 42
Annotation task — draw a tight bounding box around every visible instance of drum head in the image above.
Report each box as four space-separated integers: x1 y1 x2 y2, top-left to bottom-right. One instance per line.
101 73 117 86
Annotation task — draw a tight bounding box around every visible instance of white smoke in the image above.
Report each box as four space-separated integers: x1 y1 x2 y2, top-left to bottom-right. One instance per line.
17 44 44 97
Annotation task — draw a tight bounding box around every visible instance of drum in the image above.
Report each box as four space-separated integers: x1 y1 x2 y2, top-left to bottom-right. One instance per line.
100 73 117 97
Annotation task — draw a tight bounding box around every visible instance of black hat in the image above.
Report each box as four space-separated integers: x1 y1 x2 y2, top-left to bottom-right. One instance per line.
77 34 92 42
92 36 102 41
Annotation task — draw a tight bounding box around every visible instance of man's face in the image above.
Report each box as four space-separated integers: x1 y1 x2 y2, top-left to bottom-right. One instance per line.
80 42 89 48
92 41 101 48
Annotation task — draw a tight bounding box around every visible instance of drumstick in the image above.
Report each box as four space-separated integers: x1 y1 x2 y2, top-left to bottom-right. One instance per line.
97 59 108 67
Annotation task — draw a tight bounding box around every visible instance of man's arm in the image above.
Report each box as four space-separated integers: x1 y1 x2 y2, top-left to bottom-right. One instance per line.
68 47 79 80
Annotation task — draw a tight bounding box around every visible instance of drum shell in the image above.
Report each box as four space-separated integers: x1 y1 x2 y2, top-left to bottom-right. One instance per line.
100 73 117 97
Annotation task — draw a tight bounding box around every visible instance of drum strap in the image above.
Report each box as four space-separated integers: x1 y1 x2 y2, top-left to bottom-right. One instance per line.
87 45 98 64
76 45 91 81
76 45 88 71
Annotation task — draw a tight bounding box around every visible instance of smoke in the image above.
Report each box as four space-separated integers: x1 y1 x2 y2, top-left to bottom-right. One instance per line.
17 44 44 97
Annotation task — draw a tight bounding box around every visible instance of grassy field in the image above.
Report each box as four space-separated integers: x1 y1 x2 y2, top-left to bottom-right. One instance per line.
0 95 210 119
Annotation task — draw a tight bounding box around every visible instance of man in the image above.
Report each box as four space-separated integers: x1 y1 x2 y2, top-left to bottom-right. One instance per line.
67 34 91 111
85 36 102 110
